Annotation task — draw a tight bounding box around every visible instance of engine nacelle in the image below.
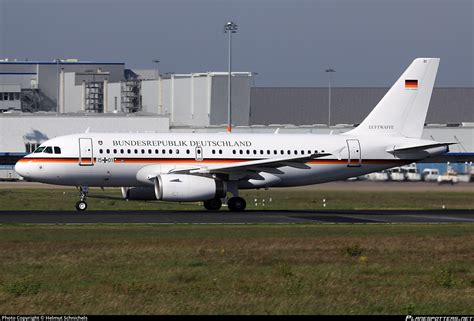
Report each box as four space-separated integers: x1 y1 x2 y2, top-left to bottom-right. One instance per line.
154 174 226 202
121 187 157 200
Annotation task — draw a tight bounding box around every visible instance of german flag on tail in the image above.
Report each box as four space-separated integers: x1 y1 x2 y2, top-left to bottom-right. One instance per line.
405 79 418 89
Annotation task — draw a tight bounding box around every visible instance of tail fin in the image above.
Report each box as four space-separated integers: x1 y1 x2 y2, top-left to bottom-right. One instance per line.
346 58 440 138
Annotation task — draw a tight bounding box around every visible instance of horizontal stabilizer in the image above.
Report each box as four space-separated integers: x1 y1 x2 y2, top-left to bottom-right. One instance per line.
386 142 456 154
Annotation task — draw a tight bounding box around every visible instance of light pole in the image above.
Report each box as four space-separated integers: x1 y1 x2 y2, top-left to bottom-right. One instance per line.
224 21 237 133
152 59 160 79
56 58 61 112
325 68 335 127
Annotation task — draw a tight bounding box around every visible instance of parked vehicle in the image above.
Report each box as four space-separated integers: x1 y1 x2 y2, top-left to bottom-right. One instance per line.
389 167 405 181
422 168 439 182
437 165 458 185
403 164 422 181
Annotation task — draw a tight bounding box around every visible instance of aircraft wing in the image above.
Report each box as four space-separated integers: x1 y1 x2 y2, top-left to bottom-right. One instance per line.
170 153 331 175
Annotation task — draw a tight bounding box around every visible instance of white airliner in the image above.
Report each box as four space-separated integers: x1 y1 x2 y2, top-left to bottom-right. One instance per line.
15 58 453 211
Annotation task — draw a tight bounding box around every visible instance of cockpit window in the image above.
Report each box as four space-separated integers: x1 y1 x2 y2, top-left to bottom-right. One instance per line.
54 147 61 154
34 146 46 153
44 146 53 154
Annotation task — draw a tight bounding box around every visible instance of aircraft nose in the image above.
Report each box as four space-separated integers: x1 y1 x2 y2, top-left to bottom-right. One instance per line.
14 160 29 179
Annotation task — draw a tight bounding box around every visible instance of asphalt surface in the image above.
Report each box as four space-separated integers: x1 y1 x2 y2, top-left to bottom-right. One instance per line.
0 209 473 224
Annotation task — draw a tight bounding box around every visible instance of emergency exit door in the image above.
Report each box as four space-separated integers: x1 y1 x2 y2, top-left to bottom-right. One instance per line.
346 139 361 167
79 138 94 166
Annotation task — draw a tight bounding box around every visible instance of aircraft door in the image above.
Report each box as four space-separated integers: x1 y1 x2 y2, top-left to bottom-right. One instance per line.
346 139 361 167
195 146 203 161
79 138 94 166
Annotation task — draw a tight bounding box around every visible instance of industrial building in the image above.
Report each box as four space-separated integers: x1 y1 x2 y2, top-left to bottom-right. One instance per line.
0 59 252 127
0 59 124 113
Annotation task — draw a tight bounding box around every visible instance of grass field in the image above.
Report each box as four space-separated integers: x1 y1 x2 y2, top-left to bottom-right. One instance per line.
0 187 473 211
0 224 473 314
0 186 472 314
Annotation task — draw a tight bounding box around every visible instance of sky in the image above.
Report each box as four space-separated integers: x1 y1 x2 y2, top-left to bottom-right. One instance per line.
0 0 472 87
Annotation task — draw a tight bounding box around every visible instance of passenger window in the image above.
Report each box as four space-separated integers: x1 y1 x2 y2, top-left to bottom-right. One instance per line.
176 149 179 154
44 146 53 154
155 149 159 154
120 149 124 154
162 149 166 154
233 150 236 154
141 149 145 154
106 149 110 154
54 147 61 154
253 150 257 155
99 149 103 154
134 149 138 154
113 149 117 154
239 150 243 155
186 149 190 154
260 150 264 155
148 149 152 154
287 150 291 155
294 150 298 155
127 149 131 154
169 149 173 154
274 150 277 155
246 150 250 155
219 150 222 154
212 150 216 154
267 150 270 155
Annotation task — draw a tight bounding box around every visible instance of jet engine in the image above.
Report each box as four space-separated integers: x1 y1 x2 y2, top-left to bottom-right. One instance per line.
154 174 226 202
121 187 156 200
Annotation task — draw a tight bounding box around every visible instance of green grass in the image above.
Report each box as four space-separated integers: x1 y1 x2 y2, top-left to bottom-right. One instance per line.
0 188 473 211
0 224 473 314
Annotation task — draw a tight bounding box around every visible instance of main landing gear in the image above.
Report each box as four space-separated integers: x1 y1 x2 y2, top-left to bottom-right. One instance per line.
204 198 222 211
75 186 89 211
227 197 246 212
204 196 247 212
203 196 247 212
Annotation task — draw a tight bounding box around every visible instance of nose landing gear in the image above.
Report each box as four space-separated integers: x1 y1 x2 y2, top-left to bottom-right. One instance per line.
75 186 89 211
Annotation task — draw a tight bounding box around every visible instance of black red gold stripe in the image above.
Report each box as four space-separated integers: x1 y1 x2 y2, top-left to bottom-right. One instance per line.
18 157 416 165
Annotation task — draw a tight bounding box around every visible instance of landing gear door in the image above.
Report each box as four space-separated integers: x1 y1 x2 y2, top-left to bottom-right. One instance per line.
79 138 94 166
346 139 361 167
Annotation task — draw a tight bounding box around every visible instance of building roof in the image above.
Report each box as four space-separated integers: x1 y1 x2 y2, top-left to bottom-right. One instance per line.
250 87 474 125
0 60 124 65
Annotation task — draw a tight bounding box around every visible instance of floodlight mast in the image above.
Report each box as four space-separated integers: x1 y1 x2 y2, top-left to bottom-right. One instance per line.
152 59 160 79
325 68 335 127
224 21 237 133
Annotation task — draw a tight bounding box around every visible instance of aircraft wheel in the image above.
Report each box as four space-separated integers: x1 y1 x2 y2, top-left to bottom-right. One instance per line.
75 201 87 211
204 198 222 211
228 197 246 212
